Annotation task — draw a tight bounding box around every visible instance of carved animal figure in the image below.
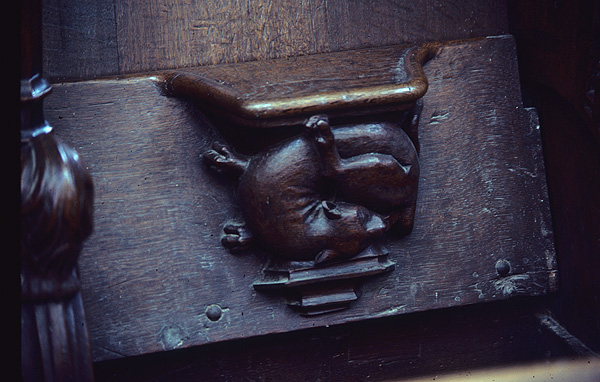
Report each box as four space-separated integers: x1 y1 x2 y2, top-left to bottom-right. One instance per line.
204 114 419 264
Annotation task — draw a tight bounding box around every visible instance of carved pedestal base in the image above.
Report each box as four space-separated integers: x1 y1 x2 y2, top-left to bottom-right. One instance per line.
253 244 395 315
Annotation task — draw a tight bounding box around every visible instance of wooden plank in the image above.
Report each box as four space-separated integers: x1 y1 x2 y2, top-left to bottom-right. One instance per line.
42 0 119 81
42 0 508 81
324 1 508 52
92 299 576 381
46 35 556 361
113 0 508 74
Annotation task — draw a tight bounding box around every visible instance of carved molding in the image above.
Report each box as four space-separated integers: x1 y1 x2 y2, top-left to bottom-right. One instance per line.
160 43 439 128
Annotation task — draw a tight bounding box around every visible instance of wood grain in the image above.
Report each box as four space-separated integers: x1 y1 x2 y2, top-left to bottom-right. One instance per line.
46 36 556 362
92 299 574 381
42 0 508 81
42 0 119 81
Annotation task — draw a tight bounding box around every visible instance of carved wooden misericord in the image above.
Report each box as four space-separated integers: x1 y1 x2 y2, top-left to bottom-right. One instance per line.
47 35 557 359
161 44 437 314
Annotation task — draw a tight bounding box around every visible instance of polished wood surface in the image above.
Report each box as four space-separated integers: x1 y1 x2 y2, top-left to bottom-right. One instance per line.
159 44 436 127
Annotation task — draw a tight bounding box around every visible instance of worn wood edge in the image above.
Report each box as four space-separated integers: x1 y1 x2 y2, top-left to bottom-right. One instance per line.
535 313 598 357
157 42 441 122
527 106 559 294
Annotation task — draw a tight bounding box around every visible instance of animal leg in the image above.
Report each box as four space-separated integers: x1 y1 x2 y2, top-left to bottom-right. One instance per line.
305 115 417 212
221 222 255 254
305 115 343 177
323 151 417 213
203 142 248 176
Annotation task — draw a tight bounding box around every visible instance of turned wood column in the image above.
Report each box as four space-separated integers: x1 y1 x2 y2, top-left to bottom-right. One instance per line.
21 0 95 380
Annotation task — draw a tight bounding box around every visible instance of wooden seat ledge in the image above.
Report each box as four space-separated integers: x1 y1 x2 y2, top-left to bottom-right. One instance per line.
157 42 442 126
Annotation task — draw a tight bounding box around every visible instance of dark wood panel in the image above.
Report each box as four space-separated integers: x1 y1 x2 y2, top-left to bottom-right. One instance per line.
42 0 508 81
532 86 600 353
323 0 508 53
92 298 585 381
507 0 600 353
507 0 597 133
42 0 119 81
45 36 556 362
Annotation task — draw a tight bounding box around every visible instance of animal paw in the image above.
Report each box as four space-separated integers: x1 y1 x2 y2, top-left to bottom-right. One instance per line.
203 143 247 175
221 222 255 254
305 114 334 148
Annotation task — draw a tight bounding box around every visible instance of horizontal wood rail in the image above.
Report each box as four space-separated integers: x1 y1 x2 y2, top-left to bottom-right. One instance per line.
158 42 442 127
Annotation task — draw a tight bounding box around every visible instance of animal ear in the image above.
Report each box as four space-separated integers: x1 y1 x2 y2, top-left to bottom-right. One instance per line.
322 200 341 220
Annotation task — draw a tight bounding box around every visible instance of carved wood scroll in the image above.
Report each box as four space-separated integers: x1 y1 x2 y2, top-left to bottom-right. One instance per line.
160 44 437 314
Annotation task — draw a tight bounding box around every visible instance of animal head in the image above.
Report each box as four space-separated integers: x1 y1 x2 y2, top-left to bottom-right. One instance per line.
319 200 388 254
